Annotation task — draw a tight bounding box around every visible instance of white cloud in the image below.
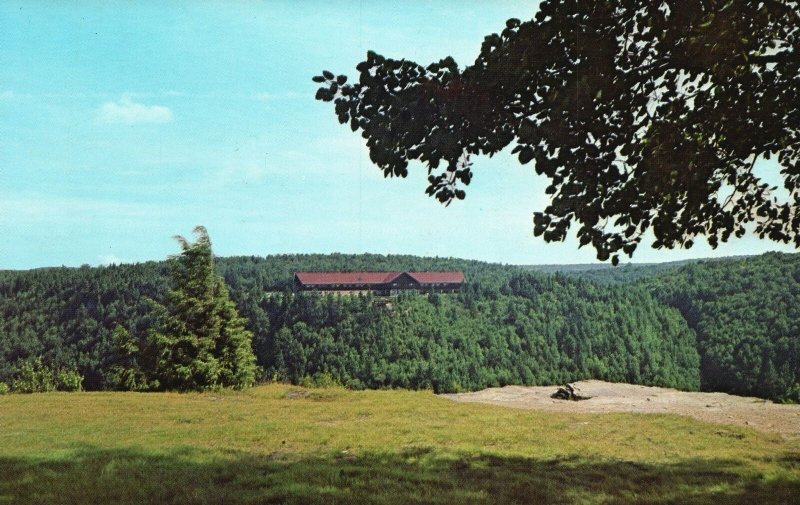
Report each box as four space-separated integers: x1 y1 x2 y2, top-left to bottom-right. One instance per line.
0 90 14 100
98 254 126 266
96 94 173 124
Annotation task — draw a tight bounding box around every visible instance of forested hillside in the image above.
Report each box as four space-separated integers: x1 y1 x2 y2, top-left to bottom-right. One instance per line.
639 252 800 401
2 252 797 399
0 263 170 389
0 254 699 393
257 276 698 392
524 258 742 285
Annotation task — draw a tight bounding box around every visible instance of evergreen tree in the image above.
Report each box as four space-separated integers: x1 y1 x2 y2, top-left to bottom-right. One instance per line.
105 325 150 391
147 226 257 390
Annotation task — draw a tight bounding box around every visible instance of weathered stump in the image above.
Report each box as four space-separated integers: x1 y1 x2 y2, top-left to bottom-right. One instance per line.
551 383 591 401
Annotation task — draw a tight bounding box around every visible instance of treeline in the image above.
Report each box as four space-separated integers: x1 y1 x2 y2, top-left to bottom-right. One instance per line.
0 262 170 389
258 276 699 392
0 254 516 390
520 252 800 401
527 262 689 285
1 251 797 400
0 254 699 393
639 252 800 401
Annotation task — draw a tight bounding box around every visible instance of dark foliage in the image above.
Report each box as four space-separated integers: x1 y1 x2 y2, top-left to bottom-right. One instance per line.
314 1 800 263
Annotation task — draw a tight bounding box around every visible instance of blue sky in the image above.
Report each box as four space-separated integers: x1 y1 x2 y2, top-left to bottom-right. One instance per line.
1 1 796 269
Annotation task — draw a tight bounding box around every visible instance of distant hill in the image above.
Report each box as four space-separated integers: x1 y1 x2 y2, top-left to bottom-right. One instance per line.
522 252 800 400
520 256 751 284
0 253 698 394
1 251 798 400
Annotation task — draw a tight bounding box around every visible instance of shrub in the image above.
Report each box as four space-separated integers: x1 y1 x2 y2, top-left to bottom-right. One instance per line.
11 358 84 393
782 383 800 404
55 369 83 392
12 358 55 393
105 366 150 392
0 382 9 394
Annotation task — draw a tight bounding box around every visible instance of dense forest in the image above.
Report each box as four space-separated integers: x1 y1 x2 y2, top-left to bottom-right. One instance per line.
0 252 797 400
528 253 800 400
639 253 800 401
523 257 747 285
257 278 698 392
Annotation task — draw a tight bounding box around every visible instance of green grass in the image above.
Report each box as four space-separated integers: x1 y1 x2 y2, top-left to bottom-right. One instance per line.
1 384 798 504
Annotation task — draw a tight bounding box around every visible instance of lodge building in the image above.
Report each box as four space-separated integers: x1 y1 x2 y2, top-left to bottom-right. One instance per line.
293 271 465 295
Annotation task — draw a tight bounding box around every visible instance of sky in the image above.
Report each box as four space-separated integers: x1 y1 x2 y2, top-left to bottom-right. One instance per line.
1 1 797 270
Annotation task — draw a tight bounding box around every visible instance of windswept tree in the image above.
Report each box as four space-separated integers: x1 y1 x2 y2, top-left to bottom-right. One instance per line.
314 0 800 264
147 226 258 390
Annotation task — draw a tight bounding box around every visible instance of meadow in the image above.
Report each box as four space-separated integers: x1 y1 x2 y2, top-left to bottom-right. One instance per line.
1 384 799 504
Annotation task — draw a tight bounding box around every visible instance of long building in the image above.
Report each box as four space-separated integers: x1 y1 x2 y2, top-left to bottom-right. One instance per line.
293 271 465 295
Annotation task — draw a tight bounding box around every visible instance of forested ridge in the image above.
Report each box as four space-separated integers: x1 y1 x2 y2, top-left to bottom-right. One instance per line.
531 256 750 286
638 253 800 401
0 252 797 399
523 260 699 285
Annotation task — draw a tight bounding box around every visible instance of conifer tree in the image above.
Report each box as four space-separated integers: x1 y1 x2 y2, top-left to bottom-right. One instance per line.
148 226 257 390
105 325 150 391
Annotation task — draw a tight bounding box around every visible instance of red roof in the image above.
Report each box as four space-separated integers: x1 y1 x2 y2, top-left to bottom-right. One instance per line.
294 271 464 286
295 272 400 285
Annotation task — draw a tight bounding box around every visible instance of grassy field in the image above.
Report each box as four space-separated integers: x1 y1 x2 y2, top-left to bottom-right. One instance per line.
1 384 798 504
